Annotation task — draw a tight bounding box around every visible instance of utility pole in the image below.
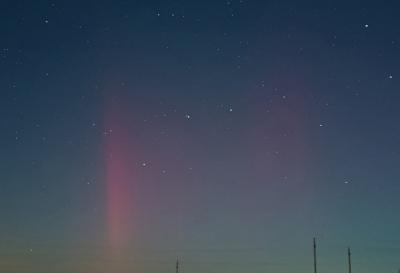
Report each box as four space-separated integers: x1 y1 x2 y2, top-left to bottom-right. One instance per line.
313 238 317 273
347 247 352 273
176 257 179 273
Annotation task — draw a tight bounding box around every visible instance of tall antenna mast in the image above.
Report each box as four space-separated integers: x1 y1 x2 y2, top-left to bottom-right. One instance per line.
347 247 352 273
313 238 317 273
176 257 179 273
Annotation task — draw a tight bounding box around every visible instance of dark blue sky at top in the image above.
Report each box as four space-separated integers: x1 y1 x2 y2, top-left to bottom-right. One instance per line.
1 1 400 273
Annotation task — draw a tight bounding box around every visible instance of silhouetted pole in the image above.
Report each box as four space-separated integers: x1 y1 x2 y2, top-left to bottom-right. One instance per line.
347 248 352 273
313 238 317 273
176 257 179 273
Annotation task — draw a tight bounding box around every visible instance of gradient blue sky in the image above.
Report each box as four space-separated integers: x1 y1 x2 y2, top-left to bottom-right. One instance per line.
1 1 400 272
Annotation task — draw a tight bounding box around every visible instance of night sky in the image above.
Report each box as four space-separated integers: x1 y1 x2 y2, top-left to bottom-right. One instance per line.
1 1 400 273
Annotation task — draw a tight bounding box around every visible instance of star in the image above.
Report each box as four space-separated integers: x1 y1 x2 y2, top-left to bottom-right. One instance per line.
364 24 369 28
389 75 393 79
103 129 113 136
185 114 191 119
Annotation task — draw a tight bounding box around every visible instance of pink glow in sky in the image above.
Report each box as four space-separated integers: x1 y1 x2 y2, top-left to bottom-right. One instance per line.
104 100 136 249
